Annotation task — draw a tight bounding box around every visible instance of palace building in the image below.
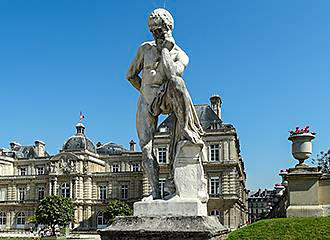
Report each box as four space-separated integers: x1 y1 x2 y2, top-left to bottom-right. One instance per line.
0 95 248 231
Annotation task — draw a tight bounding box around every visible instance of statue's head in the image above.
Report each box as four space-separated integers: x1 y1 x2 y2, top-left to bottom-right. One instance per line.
148 8 174 40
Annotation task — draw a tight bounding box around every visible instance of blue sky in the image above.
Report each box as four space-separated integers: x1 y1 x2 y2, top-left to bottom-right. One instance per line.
0 0 329 190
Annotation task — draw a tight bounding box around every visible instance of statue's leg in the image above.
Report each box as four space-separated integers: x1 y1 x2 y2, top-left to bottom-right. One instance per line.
167 76 203 144
136 95 161 200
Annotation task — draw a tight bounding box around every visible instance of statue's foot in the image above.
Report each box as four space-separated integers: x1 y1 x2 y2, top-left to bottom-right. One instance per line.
141 195 154 202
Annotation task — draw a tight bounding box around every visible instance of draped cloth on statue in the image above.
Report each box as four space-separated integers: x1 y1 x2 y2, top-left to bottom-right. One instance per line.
149 76 205 186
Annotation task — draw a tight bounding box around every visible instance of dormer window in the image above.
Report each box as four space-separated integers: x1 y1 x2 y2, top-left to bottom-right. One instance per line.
19 167 27 176
37 166 45 175
158 147 167 164
132 163 140 172
112 164 119 173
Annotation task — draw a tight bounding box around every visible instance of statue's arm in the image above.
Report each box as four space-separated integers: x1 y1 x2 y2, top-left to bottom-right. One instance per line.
126 45 144 92
161 47 189 80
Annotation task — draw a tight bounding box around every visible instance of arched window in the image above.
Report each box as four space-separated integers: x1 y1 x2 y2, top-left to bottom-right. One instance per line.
0 212 6 225
210 209 224 224
97 212 107 228
61 183 70 198
210 209 220 216
16 212 25 226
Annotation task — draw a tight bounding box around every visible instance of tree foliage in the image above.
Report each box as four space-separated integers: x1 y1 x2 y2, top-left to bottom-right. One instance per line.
35 195 75 236
104 200 133 224
312 149 330 173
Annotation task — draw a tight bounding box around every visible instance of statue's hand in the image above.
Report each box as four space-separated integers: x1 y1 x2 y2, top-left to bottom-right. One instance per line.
163 32 175 51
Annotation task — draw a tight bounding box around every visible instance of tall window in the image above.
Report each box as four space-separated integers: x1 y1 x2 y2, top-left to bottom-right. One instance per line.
112 164 119 173
159 179 166 199
18 188 25 201
0 188 6 201
16 212 25 225
38 187 45 200
97 212 106 228
0 212 6 225
210 144 220 161
210 177 220 196
99 185 107 200
61 183 70 198
19 167 27 176
158 147 167 164
37 166 45 175
132 163 140 172
121 184 128 200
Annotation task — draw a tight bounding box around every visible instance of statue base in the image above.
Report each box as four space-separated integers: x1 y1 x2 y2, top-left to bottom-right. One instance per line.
134 198 207 217
99 216 228 240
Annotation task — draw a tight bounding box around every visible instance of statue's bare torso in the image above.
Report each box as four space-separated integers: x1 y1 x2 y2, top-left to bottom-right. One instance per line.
129 41 188 105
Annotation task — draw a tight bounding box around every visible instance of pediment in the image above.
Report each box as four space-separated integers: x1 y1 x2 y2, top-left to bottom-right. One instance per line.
49 152 81 174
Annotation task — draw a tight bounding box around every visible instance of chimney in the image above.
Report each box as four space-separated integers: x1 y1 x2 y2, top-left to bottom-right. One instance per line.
129 140 136 152
209 95 222 119
34 140 46 157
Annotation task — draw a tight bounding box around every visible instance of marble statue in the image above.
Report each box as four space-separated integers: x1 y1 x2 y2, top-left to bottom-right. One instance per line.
127 8 205 201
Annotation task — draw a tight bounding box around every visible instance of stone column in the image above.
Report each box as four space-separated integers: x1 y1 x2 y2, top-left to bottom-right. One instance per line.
84 177 92 200
29 183 35 200
87 206 92 229
108 181 112 200
223 141 229 162
70 179 73 198
229 170 236 194
54 177 58 196
6 211 11 229
222 172 230 195
92 181 97 200
229 140 235 161
49 181 52 196
12 185 16 200
10 210 15 229
7 185 12 201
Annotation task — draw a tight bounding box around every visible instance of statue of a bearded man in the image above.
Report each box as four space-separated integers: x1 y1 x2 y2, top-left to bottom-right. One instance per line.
127 8 204 200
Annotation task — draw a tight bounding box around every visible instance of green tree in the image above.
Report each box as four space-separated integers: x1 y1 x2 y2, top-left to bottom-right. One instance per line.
104 200 133 224
35 195 75 236
312 149 330 173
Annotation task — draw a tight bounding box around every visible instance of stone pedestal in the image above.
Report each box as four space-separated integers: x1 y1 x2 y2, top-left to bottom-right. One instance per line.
287 166 324 217
100 142 227 239
99 216 228 240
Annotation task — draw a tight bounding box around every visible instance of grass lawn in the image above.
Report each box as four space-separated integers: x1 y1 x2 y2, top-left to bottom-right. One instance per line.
227 216 330 240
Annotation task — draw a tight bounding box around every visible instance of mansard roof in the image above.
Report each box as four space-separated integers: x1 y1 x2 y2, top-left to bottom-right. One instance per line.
96 142 128 155
1 145 49 159
158 104 227 131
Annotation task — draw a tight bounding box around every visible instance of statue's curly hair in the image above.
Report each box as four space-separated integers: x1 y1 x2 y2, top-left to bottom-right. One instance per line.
148 8 174 31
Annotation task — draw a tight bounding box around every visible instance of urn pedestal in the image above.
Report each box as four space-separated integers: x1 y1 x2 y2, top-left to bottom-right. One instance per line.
286 131 326 217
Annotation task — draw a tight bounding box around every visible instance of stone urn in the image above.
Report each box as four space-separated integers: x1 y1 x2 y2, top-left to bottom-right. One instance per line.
288 131 315 167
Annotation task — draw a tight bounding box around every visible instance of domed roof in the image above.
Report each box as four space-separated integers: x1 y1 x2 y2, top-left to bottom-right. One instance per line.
62 122 96 153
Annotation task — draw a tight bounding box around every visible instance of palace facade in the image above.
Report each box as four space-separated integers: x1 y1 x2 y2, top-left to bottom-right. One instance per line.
0 95 248 231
